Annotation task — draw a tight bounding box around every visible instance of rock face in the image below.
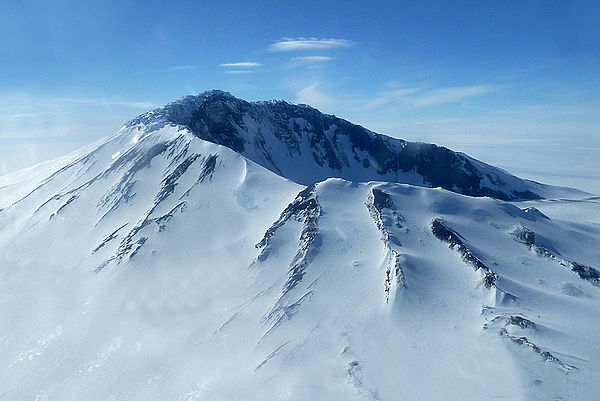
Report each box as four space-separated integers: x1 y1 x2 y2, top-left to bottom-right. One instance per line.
431 217 498 289
127 90 546 201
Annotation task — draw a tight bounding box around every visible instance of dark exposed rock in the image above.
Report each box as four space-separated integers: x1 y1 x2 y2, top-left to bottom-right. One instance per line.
197 154 218 182
571 262 600 287
431 218 497 288
372 188 394 210
256 184 320 251
511 226 555 258
512 226 600 287
155 202 187 232
256 185 322 329
36 137 182 226
512 225 536 247
181 154 218 198
155 153 201 205
188 97 248 153
55 194 79 216
484 314 536 331
97 140 176 222
97 151 217 270
92 223 128 254
384 251 405 300
126 90 543 201
499 328 577 372
128 237 147 259
366 188 401 244
507 316 537 330
365 187 405 302
48 194 80 220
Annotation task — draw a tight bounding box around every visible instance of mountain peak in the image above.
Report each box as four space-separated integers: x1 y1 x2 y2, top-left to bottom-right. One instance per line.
122 90 556 201
201 89 234 97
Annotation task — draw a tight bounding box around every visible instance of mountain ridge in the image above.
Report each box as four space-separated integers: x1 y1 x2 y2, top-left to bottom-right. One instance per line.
123 90 565 201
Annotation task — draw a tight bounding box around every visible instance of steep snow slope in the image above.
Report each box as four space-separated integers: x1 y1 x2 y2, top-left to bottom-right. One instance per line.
1 94 599 400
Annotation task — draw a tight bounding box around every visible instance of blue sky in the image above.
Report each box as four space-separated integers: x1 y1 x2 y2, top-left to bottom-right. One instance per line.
1 0 599 190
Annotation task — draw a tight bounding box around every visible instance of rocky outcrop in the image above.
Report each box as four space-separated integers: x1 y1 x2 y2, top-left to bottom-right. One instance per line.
255 185 322 329
431 218 498 288
365 187 405 302
512 225 600 287
499 328 577 372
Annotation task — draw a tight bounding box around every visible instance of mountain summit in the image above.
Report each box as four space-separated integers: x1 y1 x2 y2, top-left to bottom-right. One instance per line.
0 91 598 400
127 90 552 200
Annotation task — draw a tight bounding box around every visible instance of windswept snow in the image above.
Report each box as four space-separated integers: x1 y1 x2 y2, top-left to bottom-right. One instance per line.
1 91 599 400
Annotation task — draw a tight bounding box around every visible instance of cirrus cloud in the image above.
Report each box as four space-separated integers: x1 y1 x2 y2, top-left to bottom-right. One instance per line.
292 56 334 62
295 83 336 111
270 38 354 52
219 62 262 68
364 85 499 109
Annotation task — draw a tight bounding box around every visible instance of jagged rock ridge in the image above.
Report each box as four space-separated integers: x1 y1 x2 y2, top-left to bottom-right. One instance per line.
127 90 548 201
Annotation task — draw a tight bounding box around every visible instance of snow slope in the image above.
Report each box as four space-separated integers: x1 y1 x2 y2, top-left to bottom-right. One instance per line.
1 92 599 400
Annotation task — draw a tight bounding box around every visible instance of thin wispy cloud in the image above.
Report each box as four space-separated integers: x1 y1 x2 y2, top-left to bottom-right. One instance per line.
365 85 498 108
170 65 198 71
219 62 262 68
292 56 334 62
364 88 422 108
52 98 156 108
410 85 496 106
5 113 38 119
103 99 157 108
2 111 70 120
270 38 354 52
1 93 156 111
295 83 336 111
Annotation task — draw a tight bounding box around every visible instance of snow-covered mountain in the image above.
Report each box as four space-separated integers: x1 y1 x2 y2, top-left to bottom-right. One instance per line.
1 90 599 400
126 90 573 201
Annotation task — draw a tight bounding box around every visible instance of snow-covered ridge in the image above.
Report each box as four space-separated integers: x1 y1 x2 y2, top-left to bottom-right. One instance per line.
1 90 599 400
123 90 583 201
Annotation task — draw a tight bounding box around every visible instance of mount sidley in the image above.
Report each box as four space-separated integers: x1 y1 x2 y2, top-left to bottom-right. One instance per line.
1 90 598 401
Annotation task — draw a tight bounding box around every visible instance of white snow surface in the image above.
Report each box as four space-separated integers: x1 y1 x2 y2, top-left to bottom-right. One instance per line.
0 117 599 400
